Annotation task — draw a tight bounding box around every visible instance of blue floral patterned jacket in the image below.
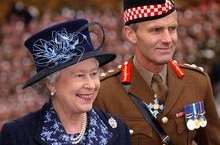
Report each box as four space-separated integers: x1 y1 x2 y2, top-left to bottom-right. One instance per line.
0 102 131 145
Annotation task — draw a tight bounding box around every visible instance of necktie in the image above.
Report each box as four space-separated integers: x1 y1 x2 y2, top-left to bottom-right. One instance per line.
151 74 168 103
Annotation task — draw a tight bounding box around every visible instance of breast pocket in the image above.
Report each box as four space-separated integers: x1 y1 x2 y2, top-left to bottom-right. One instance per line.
175 117 187 134
175 117 197 144
122 117 153 138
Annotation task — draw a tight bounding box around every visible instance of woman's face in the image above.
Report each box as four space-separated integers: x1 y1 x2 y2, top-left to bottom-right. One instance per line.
52 58 100 114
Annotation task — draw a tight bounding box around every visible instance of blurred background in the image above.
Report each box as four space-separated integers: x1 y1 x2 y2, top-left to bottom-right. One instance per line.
0 0 220 130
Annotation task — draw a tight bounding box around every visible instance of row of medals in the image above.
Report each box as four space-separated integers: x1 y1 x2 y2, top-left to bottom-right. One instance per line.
185 101 207 131
186 116 207 130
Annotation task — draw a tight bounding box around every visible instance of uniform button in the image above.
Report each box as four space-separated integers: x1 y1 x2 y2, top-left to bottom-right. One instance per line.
162 117 168 124
129 129 134 135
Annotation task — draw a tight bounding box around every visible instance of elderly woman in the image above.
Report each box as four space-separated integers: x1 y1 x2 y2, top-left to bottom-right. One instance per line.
0 19 131 145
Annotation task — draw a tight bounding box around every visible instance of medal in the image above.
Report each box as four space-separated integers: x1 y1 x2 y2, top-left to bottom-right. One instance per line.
197 101 207 128
194 119 200 129
187 119 195 131
184 103 196 130
146 98 164 118
199 117 207 127
192 103 200 129
153 103 160 110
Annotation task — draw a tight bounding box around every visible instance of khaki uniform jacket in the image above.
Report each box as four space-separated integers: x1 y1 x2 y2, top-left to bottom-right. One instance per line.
94 62 220 145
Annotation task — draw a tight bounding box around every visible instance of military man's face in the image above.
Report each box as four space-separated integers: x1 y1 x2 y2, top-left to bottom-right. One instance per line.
125 11 178 65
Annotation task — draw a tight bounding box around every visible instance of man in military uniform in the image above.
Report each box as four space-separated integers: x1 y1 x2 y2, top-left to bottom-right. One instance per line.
94 0 220 145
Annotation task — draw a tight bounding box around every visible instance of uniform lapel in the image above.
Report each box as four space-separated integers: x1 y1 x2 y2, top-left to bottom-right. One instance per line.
126 63 154 137
163 65 186 115
128 62 154 104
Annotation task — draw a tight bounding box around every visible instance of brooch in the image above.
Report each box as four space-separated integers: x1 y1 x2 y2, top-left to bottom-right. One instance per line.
108 117 117 128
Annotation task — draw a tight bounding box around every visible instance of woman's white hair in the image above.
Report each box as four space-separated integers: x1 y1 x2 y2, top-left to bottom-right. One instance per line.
31 72 60 97
46 72 60 85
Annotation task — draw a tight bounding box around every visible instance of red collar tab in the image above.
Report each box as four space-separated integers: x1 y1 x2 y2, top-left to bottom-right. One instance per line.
168 59 184 79
121 60 132 84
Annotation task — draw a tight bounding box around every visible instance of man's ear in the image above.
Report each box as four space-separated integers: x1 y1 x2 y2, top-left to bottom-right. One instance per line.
123 26 137 44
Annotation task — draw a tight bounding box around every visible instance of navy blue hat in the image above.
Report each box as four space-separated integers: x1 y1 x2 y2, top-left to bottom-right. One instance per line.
23 19 116 88
123 0 176 25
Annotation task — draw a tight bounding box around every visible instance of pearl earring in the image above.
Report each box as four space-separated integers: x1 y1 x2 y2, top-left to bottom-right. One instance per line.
51 91 55 96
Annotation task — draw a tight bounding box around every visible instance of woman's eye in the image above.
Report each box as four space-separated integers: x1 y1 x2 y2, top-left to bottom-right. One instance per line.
91 72 98 76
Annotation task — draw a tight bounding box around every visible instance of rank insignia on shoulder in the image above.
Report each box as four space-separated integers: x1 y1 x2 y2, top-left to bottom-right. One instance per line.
100 67 120 80
184 101 207 131
108 117 117 129
183 63 204 72
181 63 206 76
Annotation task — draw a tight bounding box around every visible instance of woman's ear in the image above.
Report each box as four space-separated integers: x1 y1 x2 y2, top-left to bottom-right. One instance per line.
123 26 137 44
47 82 56 96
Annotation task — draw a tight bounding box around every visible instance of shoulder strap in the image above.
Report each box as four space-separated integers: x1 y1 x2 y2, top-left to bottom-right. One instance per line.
128 93 173 145
180 63 206 75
